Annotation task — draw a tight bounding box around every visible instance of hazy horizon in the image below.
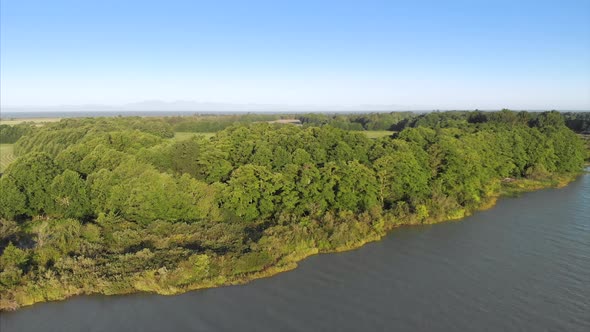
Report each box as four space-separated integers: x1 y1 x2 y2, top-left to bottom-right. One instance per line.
2 0 590 110
3 100 590 114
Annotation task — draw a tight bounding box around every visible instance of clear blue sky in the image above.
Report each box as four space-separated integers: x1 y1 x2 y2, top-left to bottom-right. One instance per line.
1 0 589 110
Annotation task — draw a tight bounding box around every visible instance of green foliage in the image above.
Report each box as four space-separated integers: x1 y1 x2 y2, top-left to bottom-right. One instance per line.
50 170 92 218
0 219 19 244
532 110 565 128
232 251 273 275
0 124 32 144
32 219 81 256
0 178 27 219
15 127 88 157
0 243 28 270
298 112 415 131
563 112 590 134
374 141 430 206
2 153 61 216
222 165 286 221
129 119 174 138
333 161 379 212
1 111 586 310
0 265 23 289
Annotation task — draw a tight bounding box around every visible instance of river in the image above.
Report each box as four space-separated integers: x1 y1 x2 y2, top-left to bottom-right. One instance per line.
1 172 589 331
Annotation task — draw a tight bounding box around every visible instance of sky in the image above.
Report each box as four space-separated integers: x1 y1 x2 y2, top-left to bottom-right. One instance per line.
1 0 590 110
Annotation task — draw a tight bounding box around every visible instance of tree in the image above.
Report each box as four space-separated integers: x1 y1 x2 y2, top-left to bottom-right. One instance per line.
333 161 379 212
31 218 82 266
221 165 286 221
0 242 28 270
374 148 430 207
50 170 92 218
0 178 27 219
533 110 565 129
176 174 222 222
291 148 312 165
549 128 585 172
2 153 61 216
0 243 28 288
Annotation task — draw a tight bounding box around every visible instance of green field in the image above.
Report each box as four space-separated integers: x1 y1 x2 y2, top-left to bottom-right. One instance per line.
363 130 395 139
173 132 216 140
0 144 16 172
0 117 62 126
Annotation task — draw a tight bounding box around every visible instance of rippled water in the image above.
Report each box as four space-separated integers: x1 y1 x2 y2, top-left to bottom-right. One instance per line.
2 172 589 332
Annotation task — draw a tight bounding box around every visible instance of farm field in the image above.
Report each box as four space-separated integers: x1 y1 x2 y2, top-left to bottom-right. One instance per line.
0 144 16 172
363 130 394 139
0 117 62 126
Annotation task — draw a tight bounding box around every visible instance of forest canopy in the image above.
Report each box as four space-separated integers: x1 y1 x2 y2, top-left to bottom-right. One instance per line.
0 110 586 310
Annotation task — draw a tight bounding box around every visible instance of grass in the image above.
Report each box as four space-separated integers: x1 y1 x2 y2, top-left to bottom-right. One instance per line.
0 144 16 172
0 117 62 126
173 132 216 140
500 173 578 196
362 131 395 139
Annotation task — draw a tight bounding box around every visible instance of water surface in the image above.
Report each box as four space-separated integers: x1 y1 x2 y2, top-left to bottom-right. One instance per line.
2 172 589 331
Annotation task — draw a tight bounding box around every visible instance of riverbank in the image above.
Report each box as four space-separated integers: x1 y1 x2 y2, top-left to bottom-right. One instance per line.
1 171 581 311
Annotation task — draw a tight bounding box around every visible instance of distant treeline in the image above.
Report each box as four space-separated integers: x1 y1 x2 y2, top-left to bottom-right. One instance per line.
2 111 589 144
563 112 590 134
0 110 586 310
171 110 590 133
297 110 590 133
0 124 32 144
162 110 590 133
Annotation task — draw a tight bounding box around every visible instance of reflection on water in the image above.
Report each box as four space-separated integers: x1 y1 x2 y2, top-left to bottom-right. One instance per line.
2 172 589 332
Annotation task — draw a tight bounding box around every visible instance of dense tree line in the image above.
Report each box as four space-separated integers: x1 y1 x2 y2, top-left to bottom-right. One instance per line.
13 117 173 157
164 114 286 133
0 110 586 310
160 110 590 134
297 112 416 131
402 109 590 135
563 112 590 134
0 124 32 144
